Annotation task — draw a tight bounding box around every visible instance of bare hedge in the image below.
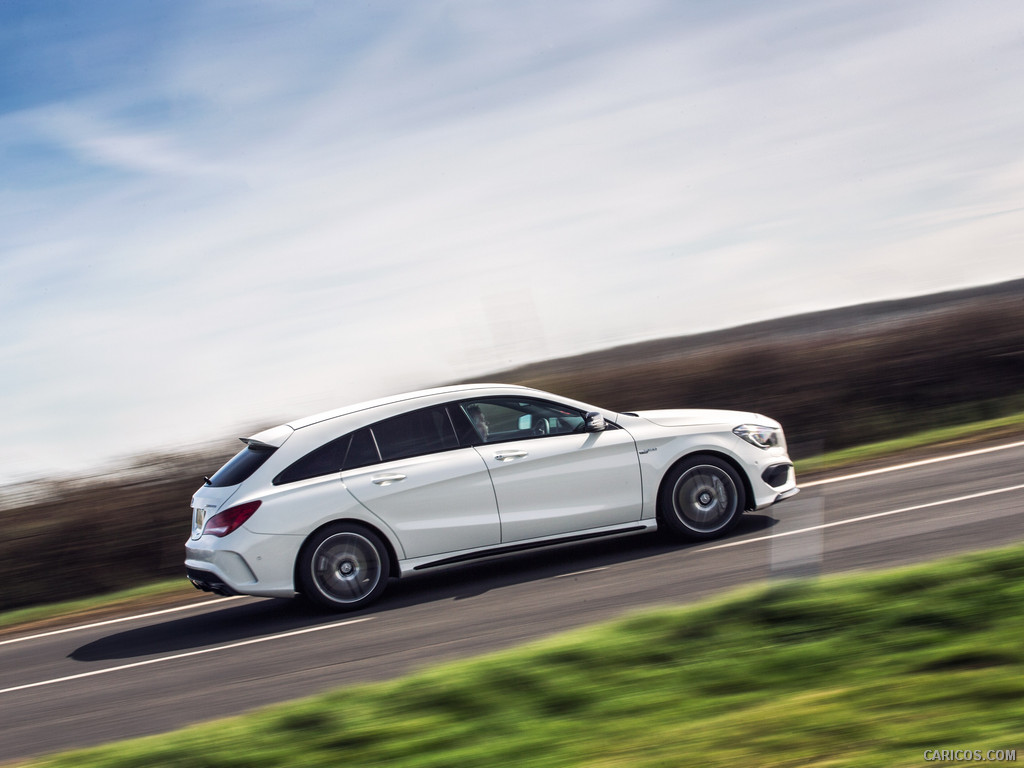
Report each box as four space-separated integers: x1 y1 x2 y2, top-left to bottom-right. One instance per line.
2 286 1022 611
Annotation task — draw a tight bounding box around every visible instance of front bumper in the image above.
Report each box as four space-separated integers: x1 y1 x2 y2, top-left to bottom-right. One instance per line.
761 462 793 489
761 462 800 504
774 486 800 503
749 459 798 510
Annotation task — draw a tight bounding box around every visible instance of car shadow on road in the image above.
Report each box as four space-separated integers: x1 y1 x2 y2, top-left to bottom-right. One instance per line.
70 513 778 663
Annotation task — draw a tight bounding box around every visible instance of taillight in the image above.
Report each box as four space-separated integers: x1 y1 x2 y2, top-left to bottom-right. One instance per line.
203 501 261 537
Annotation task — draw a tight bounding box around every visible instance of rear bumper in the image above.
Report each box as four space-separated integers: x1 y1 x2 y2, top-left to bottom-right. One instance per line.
186 567 239 597
184 529 301 599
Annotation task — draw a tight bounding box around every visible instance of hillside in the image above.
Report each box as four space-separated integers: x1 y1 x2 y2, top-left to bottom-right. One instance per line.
489 277 1024 377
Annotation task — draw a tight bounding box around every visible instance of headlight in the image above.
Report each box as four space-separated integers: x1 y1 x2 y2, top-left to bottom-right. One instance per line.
733 424 780 449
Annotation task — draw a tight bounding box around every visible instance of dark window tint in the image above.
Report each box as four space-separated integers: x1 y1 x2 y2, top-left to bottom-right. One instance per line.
372 406 459 463
274 428 382 485
274 434 350 485
344 428 379 470
447 404 482 446
209 443 276 487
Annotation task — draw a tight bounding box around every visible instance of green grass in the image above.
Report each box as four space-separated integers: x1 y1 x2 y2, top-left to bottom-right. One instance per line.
23 544 1024 768
793 409 1024 475
0 580 197 632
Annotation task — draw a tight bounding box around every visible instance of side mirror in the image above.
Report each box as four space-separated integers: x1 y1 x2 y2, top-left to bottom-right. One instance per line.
584 412 606 432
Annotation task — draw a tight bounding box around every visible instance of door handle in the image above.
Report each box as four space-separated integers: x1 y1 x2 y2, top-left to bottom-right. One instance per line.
371 473 407 486
493 450 528 462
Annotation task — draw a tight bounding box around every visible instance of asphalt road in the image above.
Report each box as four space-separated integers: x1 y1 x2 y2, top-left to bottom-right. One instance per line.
3 440 1023 762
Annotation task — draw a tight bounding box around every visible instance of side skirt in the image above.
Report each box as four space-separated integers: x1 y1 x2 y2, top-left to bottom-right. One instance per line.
409 522 656 572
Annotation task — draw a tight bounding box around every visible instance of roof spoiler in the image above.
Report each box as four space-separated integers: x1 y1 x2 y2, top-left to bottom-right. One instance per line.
240 437 278 450
241 423 294 449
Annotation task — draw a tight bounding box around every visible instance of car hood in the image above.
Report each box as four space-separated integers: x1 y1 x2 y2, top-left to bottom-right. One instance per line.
625 408 776 428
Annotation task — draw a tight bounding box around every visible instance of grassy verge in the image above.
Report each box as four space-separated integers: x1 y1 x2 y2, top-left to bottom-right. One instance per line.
24 543 1024 768
793 409 1024 475
0 580 205 634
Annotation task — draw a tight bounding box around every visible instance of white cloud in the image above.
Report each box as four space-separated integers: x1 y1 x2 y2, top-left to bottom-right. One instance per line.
1 0 1023 481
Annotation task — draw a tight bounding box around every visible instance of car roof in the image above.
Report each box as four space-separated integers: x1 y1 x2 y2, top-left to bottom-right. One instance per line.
244 383 606 448
281 383 534 432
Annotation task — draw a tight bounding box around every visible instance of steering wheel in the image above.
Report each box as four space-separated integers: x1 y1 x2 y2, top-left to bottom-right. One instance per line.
533 419 550 436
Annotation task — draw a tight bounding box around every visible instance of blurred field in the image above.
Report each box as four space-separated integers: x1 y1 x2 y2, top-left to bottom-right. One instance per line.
1 279 1022 613
22 542 1024 768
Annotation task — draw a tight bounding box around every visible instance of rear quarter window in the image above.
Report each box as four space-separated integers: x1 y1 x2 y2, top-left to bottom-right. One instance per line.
274 428 381 485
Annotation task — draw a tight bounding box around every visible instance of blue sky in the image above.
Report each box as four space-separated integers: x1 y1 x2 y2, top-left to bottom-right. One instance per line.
2 0 1023 483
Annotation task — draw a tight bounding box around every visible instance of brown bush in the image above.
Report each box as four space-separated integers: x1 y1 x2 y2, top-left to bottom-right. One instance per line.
491 292 1024 456
0 449 234 611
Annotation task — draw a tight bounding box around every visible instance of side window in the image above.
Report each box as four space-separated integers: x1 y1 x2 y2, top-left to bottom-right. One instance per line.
274 427 382 485
446 404 482 446
459 398 587 443
344 428 379 470
274 434 352 485
371 406 459 463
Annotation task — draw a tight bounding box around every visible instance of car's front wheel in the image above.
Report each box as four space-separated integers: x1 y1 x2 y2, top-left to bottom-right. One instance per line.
298 523 390 610
658 456 746 540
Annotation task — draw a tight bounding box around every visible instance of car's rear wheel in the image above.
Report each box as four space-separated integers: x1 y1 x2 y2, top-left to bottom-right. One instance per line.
298 523 390 610
658 456 746 540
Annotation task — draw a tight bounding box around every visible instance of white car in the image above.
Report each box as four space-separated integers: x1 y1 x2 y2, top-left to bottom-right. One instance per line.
186 384 798 610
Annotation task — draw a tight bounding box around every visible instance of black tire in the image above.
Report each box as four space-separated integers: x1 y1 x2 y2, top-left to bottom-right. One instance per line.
298 523 390 610
658 456 746 540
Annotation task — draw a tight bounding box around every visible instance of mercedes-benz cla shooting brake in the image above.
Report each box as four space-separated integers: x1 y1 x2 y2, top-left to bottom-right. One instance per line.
186 384 798 610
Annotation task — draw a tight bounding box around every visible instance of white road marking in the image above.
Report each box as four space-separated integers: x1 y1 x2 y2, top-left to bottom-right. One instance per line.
801 440 1024 488
5 440 1021 648
0 596 248 647
698 483 1024 552
0 617 372 696
554 567 608 579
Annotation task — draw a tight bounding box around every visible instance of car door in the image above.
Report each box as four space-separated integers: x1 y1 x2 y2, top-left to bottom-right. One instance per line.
342 405 501 559
458 397 643 543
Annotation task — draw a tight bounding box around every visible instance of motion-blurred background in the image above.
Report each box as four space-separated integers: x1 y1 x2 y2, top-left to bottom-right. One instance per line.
2 1 1023 610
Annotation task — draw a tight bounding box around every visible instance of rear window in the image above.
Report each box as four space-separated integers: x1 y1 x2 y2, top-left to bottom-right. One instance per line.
208 443 276 487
